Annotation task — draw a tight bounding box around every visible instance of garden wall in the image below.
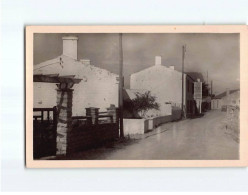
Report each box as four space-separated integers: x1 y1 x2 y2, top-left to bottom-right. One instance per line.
123 119 149 136
171 107 182 121
122 107 182 136
67 123 119 154
148 115 172 129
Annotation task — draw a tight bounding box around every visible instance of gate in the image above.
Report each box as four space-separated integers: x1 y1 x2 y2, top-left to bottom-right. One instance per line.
33 107 57 159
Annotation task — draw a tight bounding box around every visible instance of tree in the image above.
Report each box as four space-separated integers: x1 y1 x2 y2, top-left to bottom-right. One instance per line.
124 91 160 118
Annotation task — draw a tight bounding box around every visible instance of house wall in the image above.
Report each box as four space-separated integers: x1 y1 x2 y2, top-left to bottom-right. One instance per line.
72 68 118 116
34 65 118 116
130 65 186 116
34 82 57 109
211 99 222 109
222 91 240 107
185 75 195 117
211 91 240 110
123 119 149 135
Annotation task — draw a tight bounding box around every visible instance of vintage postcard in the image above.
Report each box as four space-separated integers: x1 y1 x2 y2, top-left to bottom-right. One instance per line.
26 25 248 168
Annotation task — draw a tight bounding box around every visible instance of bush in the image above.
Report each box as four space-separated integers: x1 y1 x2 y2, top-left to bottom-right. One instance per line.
124 91 160 118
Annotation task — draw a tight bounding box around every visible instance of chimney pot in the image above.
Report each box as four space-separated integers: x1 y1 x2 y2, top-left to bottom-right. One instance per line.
155 56 162 66
62 36 78 60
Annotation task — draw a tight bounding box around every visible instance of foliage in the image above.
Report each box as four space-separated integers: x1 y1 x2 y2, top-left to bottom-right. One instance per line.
124 91 160 118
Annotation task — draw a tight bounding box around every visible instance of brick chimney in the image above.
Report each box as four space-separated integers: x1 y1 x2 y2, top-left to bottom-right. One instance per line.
155 56 162 66
62 36 78 60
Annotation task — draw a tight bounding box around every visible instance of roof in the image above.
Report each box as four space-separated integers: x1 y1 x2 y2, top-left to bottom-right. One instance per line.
131 64 186 78
185 72 205 82
131 64 203 82
33 55 118 79
214 89 240 99
123 89 148 100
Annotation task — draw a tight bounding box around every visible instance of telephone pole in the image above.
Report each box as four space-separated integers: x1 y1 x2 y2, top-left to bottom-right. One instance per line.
119 33 124 138
181 45 186 118
211 80 213 96
207 70 208 85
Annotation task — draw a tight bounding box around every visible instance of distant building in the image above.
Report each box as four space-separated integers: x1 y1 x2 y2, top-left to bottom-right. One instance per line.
211 89 240 110
130 56 200 118
33 36 118 116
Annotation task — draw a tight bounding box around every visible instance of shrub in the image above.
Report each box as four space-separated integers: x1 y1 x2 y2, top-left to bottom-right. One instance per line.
124 91 160 118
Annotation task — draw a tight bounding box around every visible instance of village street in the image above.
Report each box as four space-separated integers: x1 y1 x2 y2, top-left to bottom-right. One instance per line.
63 110 239 160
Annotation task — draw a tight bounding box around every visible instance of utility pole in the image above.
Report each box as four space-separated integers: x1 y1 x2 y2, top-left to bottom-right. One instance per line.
118 33 124 138
207 70 209 96
207 70 208 85
211 80 213 96
181 45 186 118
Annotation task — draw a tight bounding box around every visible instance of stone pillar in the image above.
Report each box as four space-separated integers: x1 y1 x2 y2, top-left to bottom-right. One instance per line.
196 99 202 114
86 107 99 125
107 104 119 123
56 88 73 155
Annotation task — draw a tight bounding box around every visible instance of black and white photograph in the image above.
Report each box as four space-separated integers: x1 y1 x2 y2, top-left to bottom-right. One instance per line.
31 29 241 162
2 0 248 192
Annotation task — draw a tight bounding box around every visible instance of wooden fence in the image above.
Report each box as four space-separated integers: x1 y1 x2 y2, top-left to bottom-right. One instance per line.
33 107 57 159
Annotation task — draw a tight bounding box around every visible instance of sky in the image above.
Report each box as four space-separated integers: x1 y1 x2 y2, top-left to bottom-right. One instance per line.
34 33 240 95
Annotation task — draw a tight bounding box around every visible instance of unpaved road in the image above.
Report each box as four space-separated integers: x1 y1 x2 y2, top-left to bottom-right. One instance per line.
62 110 239 160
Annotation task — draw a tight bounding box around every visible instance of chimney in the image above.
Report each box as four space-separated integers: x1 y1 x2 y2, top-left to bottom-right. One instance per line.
169 66 174 70
155 56 162 66
62 36 78 60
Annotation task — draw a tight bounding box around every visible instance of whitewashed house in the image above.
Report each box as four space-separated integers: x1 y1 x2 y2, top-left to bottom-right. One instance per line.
211 89 240 110
130 56 187 117
33 36 118 116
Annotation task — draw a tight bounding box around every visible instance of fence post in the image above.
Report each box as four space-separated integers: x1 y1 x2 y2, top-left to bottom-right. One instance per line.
41 111 44 122
107 104 118 123
56 88 73 155
86 107 99 125
53 106 57 126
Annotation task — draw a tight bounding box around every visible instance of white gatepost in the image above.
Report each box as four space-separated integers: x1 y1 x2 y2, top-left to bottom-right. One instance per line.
194 79 203 114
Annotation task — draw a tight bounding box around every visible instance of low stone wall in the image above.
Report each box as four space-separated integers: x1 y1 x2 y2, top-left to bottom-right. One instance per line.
123 119 149 136
171 108 182 121
148 115 172 129
148 109 181 130
67 123 119 154
123 108 182 136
